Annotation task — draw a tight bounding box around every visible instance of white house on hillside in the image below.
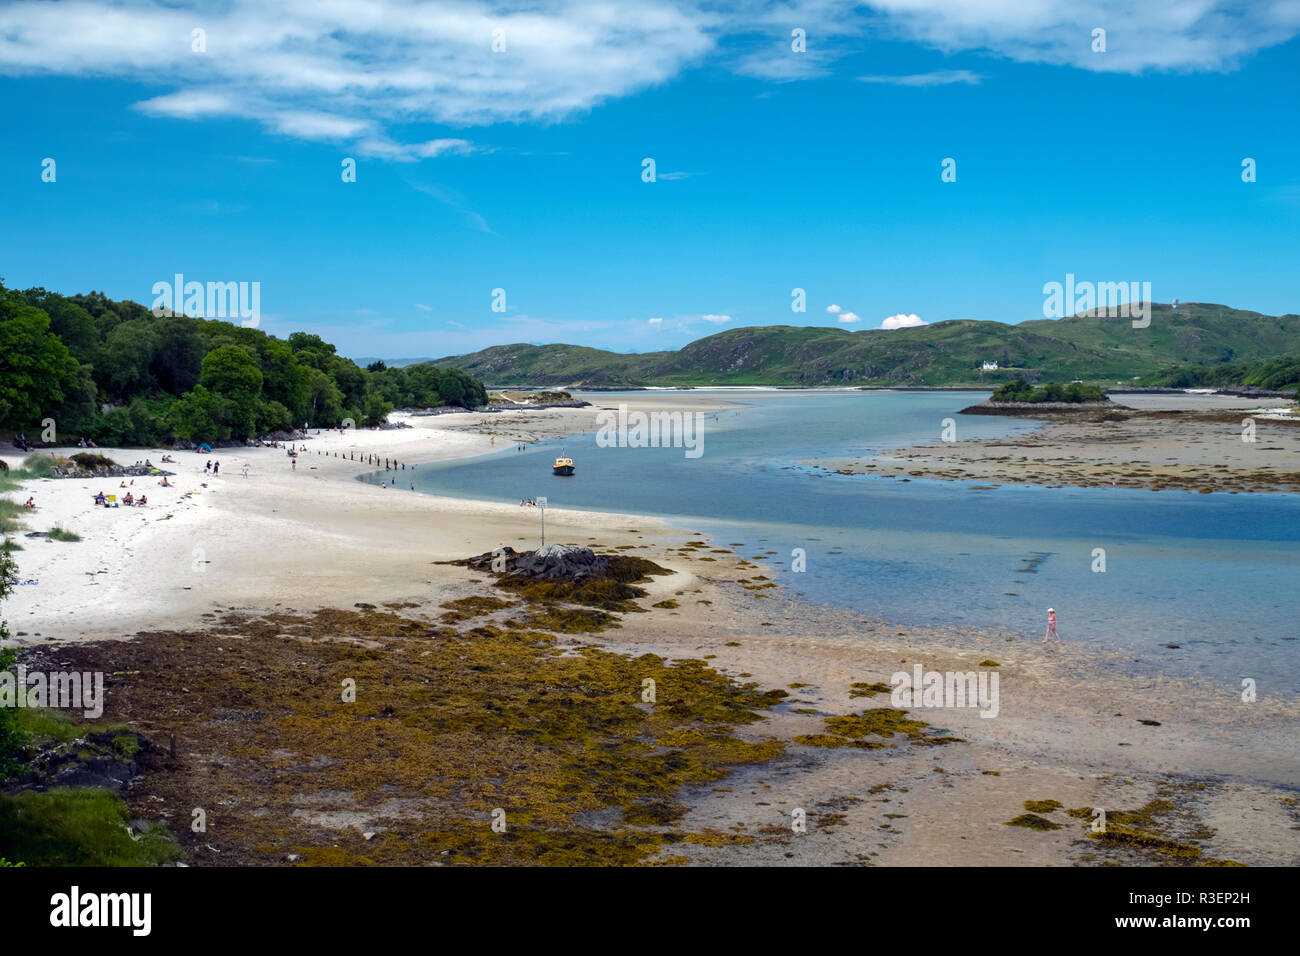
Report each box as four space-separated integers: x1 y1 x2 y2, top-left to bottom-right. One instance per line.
981 361 999 371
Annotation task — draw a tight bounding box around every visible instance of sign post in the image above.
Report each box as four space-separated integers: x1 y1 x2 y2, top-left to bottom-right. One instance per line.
537 496 547 547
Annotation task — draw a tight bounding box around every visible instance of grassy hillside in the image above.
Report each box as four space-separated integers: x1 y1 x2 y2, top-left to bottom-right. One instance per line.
428 303 1300 387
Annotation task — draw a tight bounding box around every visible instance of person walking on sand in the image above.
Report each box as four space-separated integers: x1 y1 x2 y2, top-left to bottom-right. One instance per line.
1043 607 1061 645
242 465 249 479
291 458 296 472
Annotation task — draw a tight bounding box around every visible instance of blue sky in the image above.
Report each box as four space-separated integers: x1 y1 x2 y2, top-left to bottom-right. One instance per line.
1 1 1298 361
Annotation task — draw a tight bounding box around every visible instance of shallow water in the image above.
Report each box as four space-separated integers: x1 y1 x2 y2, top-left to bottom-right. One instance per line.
373 390 1300 694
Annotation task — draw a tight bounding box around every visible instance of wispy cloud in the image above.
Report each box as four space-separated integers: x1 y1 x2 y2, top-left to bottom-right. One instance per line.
0 0 1294 160
407 180 496 235
858 70 983 86
862 0 1300 73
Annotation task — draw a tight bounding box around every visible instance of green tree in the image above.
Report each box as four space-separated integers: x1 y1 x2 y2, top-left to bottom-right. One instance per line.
0 298 85 432
98 318 159 397
303 368 344 425
199 345 264 438
257 400 293 433
165 385 230 442
363 393 394 426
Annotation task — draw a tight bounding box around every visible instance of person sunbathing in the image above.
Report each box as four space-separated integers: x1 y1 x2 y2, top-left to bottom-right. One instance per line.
123 492 134 505
159 477 173 487
137 495 147 506
23 497 35 509
94 492 107 505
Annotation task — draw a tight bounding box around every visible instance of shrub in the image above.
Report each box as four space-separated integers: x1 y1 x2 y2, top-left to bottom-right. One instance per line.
70 452 116 470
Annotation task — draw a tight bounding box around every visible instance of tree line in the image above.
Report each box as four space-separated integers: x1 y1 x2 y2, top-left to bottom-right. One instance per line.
992 379 1105 403
1141 355 1300 392
0 280 487 445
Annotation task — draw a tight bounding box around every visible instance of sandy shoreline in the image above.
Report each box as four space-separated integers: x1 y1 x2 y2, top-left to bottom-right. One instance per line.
3 391 1297 866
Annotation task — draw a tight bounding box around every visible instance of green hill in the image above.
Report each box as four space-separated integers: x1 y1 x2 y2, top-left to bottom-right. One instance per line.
428 303 1300 387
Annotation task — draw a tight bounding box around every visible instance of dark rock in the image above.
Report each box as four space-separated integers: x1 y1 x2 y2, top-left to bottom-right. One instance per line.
7 730 159 794
466 544 610 581
960 400 1112 416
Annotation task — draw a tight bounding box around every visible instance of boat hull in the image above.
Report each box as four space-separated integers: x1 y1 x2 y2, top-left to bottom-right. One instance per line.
553 465 575 476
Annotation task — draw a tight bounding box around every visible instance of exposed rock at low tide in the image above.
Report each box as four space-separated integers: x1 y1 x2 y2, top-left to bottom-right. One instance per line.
465 544 611 581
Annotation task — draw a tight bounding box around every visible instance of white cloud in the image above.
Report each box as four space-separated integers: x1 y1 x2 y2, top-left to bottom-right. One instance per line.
701 313 731 324
0 0 716 153
881 313 927 329
862 0 1300 73
135 89 242 119
648 317 663 325
858 70 983 86
415 304 433 311
825 304 842 314
0 1 1287 162
837 311 861 324
357 137 480 162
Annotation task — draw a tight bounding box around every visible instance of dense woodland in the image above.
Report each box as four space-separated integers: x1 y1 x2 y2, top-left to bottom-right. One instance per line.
1140 355 1300 391
0 281 488 446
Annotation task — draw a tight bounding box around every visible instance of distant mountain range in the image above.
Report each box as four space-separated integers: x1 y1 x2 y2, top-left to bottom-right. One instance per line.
425 303 1300 388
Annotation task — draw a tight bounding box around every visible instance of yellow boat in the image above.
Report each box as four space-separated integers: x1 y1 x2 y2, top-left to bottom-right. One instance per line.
553 457 575 476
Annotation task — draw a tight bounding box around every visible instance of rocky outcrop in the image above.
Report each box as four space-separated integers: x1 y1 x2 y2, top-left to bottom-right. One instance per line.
465 544 610 581
49 462 172 479
960 400 1113 416
5 730 167 794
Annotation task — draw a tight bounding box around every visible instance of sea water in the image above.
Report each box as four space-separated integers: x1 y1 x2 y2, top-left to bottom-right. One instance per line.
380 390 1300 694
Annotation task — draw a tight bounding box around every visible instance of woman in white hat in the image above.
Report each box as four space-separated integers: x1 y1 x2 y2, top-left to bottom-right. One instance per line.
1043 607 1060 645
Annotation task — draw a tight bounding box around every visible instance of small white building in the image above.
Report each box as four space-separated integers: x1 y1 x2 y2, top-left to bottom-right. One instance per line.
981 361 999 371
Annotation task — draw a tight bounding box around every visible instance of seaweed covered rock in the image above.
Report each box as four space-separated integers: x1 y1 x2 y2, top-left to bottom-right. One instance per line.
467 544 609 581
516 544 609 580
459 545 672 611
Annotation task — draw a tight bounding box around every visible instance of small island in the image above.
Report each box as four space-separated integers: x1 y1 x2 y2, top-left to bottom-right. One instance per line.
961 379 1111 415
